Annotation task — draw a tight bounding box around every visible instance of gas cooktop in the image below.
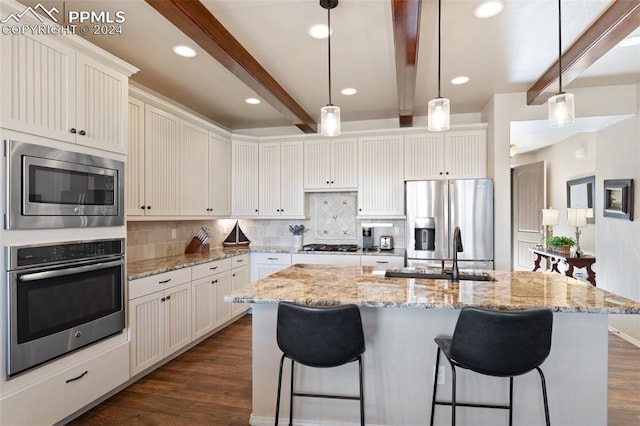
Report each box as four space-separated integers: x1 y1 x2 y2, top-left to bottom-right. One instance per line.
302 244 359 252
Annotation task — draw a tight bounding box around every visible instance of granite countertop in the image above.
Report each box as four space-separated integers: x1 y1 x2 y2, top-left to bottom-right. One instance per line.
127 246 405 280
225 264 640 314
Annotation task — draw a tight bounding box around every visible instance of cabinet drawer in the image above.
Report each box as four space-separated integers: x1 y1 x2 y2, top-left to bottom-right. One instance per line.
361 255 404 268
291 253 360 266
129 267 191 300
231 254 250 268
0 342 129 425
252 252 292 265
192 258 232 280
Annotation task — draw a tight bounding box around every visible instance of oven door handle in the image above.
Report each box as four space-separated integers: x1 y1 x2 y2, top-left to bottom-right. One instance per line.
17 260 123 282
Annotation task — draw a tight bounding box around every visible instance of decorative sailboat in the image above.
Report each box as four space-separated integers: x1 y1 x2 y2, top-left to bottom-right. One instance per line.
222 221 251 247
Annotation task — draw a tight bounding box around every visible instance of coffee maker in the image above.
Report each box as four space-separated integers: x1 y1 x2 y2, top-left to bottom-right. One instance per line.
362 227 374 250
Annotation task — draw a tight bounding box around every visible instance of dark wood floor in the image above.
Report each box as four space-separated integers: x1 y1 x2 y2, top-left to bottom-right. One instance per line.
68 315 639 425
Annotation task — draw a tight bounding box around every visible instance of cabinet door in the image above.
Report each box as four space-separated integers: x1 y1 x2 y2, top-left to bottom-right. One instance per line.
230 266 250 316
258 142 282 216
331 137 358 189
209 133 231 216
144 105 180 216
75 54 128 153
164 282 192 356
231 140 259 216
0 33 75 143
444 130 487 178
304 139 331 190
280 141 305 217
404 133 445 180
129 292 164 376
191 275 215 340
358 135 405 217
214 273 232 327
180 121 209 216
126 98 145 216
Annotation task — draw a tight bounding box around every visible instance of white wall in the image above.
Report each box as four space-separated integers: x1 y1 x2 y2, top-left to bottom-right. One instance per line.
594 84 640 340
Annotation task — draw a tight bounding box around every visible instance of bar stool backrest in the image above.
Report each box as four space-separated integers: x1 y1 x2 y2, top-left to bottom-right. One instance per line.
450 307 553 377
276 302 365 368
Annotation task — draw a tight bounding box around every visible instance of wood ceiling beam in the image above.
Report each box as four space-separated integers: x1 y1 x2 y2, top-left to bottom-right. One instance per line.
527 0 640 106
145 0 317 133
391 0 422 127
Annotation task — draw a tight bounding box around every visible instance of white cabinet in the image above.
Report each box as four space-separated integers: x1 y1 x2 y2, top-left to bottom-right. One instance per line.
128 269 192 376
230 254 251 316
208 133 231 217
404 128 487 180
259 141 305 218
304 137 357 191
361 255 404 268
358 134 405 217
291 253 361 266
180 120 209 216
0 33 129 153
191 258 232 339
232 140 260 217
251 252 292 282
126 98 146 217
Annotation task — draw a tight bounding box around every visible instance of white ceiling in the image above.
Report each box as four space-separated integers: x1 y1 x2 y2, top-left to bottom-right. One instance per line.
16 0 640 137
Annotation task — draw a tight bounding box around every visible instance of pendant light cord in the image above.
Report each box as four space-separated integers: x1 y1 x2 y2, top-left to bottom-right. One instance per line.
437 0 442 99
327 6 333 106
558 0 563 93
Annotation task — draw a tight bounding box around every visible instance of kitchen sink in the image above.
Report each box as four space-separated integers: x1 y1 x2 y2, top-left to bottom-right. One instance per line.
384 269 496 282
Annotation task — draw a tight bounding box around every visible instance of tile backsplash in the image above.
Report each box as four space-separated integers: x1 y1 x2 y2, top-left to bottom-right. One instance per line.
127 192 405 262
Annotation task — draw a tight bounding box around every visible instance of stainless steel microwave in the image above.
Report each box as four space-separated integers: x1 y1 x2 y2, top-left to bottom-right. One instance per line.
4 140 124 229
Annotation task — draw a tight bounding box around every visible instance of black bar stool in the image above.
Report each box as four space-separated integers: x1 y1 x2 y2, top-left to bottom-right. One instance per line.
430 307 553 426
274 301 366 426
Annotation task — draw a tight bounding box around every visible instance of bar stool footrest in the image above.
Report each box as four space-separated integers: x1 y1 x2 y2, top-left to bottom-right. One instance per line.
293 391 361 401
434 400 511 410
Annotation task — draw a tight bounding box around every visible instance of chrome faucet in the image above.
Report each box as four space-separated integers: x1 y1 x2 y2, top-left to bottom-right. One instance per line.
451 226 464 282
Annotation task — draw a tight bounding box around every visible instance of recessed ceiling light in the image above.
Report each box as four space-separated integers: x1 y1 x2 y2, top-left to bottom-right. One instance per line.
245 98 261 105
308 24 330 39
451 76 470 85
617 35 640 48
473 1 504 19
341 88 357 95
172 45 197 58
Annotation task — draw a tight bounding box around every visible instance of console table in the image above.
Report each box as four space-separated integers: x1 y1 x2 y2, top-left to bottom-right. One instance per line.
529 247 596 286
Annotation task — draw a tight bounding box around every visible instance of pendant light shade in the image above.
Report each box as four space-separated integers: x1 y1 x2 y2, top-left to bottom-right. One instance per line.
428 0 449 132
548 0 575 128
319 0 340 136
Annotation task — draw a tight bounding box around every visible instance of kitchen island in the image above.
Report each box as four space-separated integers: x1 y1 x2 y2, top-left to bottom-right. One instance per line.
226 264 640 426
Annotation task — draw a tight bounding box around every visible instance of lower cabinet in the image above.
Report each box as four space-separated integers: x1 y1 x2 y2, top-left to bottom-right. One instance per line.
128 269 192 376
230 254 250 316
191 258 232 339
361 255 404 268
291 253 361 266
250 252 292 282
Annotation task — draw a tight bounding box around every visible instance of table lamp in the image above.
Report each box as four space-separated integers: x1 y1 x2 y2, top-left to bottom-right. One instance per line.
541 208 559 248
567 208 589 257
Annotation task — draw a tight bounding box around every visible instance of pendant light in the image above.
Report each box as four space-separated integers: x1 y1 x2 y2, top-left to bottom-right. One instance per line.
428 0 450 132
548 0 574 128
320 0 340 136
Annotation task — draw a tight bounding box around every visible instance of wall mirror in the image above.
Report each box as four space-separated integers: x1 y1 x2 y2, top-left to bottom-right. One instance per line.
567 175 596 223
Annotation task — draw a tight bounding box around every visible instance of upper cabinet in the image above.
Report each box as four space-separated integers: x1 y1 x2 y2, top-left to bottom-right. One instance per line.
259 141 306 218
0 33 133 153
304 137 357 191
404 127 487 180
358 134 405 218
208 133 231 217
126 98 145 217
231 140 260 217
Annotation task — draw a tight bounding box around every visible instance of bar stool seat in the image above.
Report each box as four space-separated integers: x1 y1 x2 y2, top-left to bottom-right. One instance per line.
275 301 366 426
430 306 553 426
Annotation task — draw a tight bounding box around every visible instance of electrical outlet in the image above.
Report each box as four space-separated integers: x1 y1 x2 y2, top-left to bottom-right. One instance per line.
433 365 445 384
171 229 177 240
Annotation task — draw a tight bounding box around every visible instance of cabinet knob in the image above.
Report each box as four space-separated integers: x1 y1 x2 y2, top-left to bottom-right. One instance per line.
166 295 171 300
439 172 443 175
211 279 218 284
147 206 151 210
232 273 236 277
78 130 86 136
331 181 334 184
141 205 146 210
276 209 280 212
255 209 258 212
445 172 449 175
161 297 166 302
326 181 330 184
359 208 362 212
70 128 77 134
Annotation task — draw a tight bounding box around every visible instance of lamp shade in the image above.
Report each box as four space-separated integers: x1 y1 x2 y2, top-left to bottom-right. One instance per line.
548 92 575 128
541 208 559 226
567 208 588 227
320 105 340 136
427 97 450 132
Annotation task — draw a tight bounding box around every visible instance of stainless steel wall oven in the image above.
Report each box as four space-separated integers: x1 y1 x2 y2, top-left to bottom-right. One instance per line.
4 140 124 229
6 239 125 377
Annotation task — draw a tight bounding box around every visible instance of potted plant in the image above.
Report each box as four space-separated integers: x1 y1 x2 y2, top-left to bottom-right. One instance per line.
546 236 575 255
289 224 305 250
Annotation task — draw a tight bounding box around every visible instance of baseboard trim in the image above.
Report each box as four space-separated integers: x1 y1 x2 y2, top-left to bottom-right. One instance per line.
608 325 640 348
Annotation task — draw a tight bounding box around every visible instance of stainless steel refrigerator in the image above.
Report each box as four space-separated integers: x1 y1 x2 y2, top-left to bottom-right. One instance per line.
406 179 494 270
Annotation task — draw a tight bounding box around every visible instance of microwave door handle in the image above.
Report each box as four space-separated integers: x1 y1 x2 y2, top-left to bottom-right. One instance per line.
17 260 123 282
